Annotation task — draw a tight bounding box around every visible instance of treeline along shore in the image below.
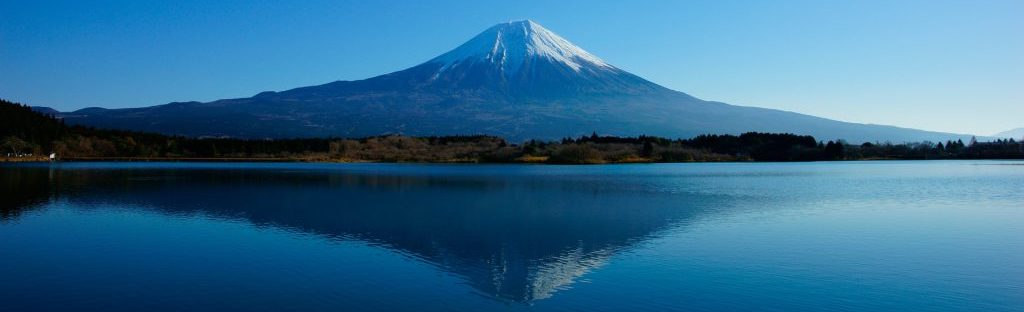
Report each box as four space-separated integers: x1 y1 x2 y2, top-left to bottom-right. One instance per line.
3 99 1022 164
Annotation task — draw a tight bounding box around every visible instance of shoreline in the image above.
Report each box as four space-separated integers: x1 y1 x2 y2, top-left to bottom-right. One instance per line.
1 156 49 162
4 156 1019 165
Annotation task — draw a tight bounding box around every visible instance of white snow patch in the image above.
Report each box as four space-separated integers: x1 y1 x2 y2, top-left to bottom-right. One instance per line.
430 20 613 77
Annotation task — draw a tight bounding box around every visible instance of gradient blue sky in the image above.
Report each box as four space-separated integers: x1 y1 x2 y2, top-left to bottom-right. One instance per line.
2 0 1021 135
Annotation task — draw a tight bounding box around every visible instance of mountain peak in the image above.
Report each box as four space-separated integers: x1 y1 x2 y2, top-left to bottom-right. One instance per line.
53 20 973 144
429 20 612 77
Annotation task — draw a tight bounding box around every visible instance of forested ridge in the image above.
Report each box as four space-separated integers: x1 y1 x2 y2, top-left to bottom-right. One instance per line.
3 99 1021 163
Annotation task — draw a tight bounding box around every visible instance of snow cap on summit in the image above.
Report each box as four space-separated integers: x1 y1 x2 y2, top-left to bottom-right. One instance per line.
430 20 613 76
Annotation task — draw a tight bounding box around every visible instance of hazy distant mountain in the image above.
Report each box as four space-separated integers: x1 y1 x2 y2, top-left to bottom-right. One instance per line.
45 20 972 142
993 128 1024 139
30 106 60 116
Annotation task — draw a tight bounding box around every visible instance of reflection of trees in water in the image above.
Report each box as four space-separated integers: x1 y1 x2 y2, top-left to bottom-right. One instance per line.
0 166 736 302
0 166 55 220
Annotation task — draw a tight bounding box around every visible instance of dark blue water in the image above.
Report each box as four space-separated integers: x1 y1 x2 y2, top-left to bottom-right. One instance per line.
1 161 1022 311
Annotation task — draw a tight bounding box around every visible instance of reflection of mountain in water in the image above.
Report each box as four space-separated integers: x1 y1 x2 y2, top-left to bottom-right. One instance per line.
0 165 736 302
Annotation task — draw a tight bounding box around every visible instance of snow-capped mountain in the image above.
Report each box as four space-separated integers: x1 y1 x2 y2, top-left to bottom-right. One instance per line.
48 20 973 142
431 20 612 76
351 20 664 100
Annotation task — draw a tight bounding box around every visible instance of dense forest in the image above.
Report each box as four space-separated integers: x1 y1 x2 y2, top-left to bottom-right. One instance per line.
3 99 1022 163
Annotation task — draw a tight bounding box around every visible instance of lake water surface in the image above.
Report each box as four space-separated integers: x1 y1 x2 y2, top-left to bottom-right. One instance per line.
1 161 1022 311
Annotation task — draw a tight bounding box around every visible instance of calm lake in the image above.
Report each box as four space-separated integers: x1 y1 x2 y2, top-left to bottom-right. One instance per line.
1 161 1022 311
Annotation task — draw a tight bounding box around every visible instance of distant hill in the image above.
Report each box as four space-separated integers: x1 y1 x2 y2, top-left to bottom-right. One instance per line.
993 128 1024 139
43 20 973 143
30 106 60 116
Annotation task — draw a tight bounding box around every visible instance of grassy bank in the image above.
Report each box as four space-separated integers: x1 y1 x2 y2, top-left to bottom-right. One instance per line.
1 156 49 162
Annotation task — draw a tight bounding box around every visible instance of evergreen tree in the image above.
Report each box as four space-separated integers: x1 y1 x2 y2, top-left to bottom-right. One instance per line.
641 141 654 158
823 140 844 160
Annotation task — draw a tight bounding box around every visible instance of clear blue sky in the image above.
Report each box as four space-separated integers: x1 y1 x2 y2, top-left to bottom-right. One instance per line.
2 0 1021 135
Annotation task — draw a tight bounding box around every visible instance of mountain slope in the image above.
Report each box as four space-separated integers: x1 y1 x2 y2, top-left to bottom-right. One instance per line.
49 20 972 143
993 128 1024 139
